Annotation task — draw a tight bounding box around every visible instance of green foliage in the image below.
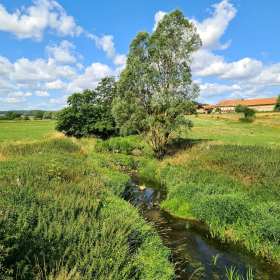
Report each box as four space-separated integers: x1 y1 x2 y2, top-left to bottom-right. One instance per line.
43 111 53 119
235 104 246 113
11 112 21 119
207 108 213 114
34 110 44 120
215 107 221 113
56 77 118 139
244 107 255 118
239 117 254 123
113 9 201 160
225 266 254 280
51 110 59 120
97 135 154 156
23 113 30 120
0 138 175 279
274 94 280 112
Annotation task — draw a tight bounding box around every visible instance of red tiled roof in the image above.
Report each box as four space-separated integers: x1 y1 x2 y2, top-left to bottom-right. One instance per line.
240 97 277 106
216 99 243 107
203 105 216 109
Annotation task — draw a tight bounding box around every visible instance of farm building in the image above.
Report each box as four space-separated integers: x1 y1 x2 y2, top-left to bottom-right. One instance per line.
240 97 278 112
197 97 278 113
196 105 216 113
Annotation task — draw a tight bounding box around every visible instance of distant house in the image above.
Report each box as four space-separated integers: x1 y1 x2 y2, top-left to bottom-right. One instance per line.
215 99 244 113
240 97 277 112
196 105 216 114
197 97 278 114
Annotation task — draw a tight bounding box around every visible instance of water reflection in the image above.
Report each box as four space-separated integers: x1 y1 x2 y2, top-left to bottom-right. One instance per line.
129 177 280 279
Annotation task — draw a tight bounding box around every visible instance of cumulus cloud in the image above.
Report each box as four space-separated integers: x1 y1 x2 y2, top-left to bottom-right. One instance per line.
45 79 68 91
0 0 83 41
46 40 80 63
191 0 236 50
0 97 27 103
10 57 77 84
8 91 32 97
35 90 50 97
200 83 241 97
87 33 127 65
0 79 18 94
0 56 14 78
76 63 84 70
50 94 69 104
153 11 167 31
67 62 114 93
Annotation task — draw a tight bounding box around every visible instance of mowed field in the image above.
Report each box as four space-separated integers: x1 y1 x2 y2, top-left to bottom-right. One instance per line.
0 121 56 143
189 117 280 147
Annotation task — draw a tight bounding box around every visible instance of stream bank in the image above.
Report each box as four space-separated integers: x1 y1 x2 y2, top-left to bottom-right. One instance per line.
129 176 280 279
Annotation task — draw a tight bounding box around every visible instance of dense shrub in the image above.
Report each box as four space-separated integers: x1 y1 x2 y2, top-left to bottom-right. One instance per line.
244 107 255 118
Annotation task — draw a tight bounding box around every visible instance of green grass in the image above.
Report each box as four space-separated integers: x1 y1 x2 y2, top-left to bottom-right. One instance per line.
189 117 280 146
0 137 175 279
0 121 56 143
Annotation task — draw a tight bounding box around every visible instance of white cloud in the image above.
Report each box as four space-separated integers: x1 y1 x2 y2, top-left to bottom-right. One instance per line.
35 90 50 97
0 56 14 78
10 57 77 84
50 94 69 104
46 40 79 63
76 63 84 70
193 78 202 84
0 79 18 94
113 54 127 66
221 58 263 80
0 0 83 41
191 0 237 50
0 97 27 103
45 79 68 91
200 83 241 97
153 11 167 32
67 62 114 93
8 91 32 97
87 33 127 65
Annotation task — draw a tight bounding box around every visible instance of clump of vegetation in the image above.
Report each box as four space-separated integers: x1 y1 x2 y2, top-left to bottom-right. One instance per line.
56 77 119 139
43 110 60 120
215 107 221 114
274 94 280 112
235 104 246 113
239 117 254 123
34 110 44 120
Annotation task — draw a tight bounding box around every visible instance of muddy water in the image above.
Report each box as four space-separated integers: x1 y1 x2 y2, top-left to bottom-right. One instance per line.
130 177 280 279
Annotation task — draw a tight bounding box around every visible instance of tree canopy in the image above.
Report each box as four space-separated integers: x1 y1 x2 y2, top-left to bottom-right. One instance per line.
112 9 201 160
274 94 280 112
56 77 118 139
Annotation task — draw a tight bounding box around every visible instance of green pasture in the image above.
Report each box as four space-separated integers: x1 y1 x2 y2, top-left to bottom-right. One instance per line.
189 117 280 146
0 121 56 143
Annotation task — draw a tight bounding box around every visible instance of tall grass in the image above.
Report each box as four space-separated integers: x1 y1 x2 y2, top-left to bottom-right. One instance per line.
157 143 280 261
0 137 175 279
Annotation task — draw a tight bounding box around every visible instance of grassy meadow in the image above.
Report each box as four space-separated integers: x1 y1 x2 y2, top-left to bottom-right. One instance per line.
189 117 280 146
0 120 56 143
1 117 280 278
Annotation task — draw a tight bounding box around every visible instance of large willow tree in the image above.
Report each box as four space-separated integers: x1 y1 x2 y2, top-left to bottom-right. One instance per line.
112 9 201 160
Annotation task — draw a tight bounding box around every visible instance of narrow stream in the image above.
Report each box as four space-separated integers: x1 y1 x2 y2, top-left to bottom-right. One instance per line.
129 177 280 279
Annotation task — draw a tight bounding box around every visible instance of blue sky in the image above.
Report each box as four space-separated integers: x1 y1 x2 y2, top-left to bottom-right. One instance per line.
0 0 279 110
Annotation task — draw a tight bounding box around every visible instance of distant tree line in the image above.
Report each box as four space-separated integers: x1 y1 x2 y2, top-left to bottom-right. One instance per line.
0 110 60 121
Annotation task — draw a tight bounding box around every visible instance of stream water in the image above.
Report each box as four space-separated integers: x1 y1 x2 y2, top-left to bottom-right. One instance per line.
129 177 280 279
